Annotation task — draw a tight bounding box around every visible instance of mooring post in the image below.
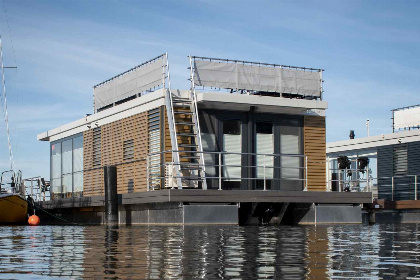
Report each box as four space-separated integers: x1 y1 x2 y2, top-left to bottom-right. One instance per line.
104 165 118 225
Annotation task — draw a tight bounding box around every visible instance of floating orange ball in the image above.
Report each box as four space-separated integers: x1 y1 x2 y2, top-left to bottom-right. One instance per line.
28 215 40 226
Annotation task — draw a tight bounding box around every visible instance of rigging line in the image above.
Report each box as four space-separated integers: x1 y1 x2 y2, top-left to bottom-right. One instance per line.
2 0 18 169
0 36 14 170
2 0 17 65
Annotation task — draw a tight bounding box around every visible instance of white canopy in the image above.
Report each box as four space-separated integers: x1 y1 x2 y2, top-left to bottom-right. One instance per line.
94 55 166 111
194 60 322 97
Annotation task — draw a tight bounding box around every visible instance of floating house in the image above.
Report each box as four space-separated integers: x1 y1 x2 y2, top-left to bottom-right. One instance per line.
37 54 371 225
327 105 420 222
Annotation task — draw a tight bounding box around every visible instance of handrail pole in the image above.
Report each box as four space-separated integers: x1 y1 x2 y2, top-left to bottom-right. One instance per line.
391 177 394 201
415 175 418 200
146 155 150 191
366 166 370 192
218 153 222 190
263 155 266 191
305 156 308 191
338 171 342 192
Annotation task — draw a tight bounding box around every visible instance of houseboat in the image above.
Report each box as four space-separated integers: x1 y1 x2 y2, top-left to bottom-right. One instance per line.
327 105 420 223
36 54 371 225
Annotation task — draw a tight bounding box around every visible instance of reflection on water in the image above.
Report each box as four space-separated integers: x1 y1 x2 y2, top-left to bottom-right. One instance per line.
0 224 420 279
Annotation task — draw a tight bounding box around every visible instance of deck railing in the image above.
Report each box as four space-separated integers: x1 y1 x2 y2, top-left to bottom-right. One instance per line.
23 176 50 202
327 166 420 201
147 150 308 191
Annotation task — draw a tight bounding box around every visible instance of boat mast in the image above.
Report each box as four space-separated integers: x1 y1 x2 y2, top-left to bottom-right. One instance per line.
0 36 14 170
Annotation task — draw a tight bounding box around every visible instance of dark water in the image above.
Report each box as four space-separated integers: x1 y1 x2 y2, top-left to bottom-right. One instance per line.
0 224 420 279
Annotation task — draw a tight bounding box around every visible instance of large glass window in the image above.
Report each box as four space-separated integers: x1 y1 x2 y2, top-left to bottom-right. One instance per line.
73 135 83 197
51 142 61 199
50 134 83 199
200 114 217 181
223 120 241 189
256 122 274 189
280 119 302 191
62 139 72 197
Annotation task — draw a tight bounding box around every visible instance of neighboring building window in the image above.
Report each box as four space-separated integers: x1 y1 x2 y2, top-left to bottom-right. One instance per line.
93 127 101 167
123 139 134 161
394 144 408 175
50 134 83 199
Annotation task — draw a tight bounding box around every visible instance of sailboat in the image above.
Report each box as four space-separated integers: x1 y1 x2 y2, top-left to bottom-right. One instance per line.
0 170 27 223
0 36 28 223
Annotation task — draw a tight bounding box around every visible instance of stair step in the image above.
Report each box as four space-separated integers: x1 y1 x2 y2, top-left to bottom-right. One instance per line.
175 122 194 126
181 178 205 181
178 144 199 148
174 111 193 115
180 167 203 171
173 104 191 108
172 99 192 103
179 155 200 159
177 133 196 137
172 97 190 101
180 162 201 166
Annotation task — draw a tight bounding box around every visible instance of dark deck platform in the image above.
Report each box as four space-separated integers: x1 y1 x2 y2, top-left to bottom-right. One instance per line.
37 190 372 210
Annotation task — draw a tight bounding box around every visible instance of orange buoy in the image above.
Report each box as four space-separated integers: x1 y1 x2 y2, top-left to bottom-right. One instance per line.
28 215 40 226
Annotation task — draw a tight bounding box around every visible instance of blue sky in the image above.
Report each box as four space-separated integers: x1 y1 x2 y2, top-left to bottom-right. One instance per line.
0 0 419 179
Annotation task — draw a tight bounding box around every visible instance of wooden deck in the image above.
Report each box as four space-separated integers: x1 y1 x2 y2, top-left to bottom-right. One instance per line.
384 200 420 210
37 190 373 210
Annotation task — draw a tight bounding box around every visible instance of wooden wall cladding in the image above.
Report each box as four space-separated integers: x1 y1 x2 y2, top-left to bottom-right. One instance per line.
83 111 149 196
304 116 326 191
164 109 172 163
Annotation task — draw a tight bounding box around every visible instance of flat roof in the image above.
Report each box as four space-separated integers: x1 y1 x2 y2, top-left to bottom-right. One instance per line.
327 129 420 154
38 89 328 142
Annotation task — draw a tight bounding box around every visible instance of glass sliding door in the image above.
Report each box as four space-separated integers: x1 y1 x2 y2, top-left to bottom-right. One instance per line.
223 120 241 189
73 135 83 197
50 134 84 200
51 142 62 199
199 113 218 189
62 139 73 197
256 122 274 190
280 119 302 191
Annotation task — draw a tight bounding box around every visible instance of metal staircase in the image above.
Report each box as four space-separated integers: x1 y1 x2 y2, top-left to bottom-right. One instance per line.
164 55 207 189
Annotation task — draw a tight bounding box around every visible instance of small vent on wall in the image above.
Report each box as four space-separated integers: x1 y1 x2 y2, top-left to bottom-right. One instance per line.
123 139 134 161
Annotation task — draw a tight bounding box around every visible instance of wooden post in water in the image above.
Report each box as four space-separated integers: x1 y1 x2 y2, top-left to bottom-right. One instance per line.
104 165 118 225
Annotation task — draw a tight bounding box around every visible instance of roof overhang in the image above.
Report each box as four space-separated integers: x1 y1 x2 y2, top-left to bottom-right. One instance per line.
327 129 420 154
37 88 167 142
38 89 328 143
197 92 327 116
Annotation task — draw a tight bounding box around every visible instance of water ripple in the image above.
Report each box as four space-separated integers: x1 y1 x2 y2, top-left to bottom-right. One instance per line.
0 224 419 279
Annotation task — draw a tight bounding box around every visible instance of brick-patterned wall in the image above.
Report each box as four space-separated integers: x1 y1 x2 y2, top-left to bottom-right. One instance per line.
83 111 149 196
